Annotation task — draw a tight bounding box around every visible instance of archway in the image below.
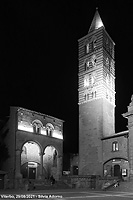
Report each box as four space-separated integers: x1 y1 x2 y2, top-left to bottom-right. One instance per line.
103 158 129 179
21 141 41 179
43 146 58 179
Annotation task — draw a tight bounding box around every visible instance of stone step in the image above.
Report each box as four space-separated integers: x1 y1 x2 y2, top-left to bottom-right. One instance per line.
28 180 71 191
106 180 133 192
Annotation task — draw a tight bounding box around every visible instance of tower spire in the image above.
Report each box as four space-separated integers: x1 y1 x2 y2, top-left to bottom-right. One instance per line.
89 8 104 33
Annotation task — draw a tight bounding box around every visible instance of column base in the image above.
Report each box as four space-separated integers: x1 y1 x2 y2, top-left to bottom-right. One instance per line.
15 173 23 189
15 172 22 179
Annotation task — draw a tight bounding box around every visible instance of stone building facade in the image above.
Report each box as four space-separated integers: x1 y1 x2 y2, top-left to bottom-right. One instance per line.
123 95 133 179
102 131 129 179
0 106 63 188
78 9 130 180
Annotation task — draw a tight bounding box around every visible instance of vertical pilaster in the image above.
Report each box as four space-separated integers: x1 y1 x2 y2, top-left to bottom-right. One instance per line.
39 152 43 179
15 149 22 189
123 95 133 179
57 155 62 180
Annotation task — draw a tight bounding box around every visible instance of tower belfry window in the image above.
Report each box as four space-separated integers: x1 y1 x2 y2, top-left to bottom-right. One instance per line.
90 42 93 52
84 76 89 87
85 59 90 70
93 38 97 49
106 58 109 67
86 43 89 54
106 38 109 52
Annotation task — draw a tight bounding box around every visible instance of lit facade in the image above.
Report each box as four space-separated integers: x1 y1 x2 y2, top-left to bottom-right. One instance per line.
0 106 63 188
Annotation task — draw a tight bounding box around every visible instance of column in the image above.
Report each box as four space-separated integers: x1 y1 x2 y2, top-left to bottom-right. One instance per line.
39 152 43 180
57 155 62 180
15 149 22 189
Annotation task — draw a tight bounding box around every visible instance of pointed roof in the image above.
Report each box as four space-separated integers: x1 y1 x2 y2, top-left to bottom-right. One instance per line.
89 9 104 33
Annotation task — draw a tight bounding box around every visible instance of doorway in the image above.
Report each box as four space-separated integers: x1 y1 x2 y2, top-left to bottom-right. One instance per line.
114 164 121 177
29 168 36 179
0 174 4 189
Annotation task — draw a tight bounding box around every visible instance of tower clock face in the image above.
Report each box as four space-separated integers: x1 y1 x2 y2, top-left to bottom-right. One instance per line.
91 55 97 67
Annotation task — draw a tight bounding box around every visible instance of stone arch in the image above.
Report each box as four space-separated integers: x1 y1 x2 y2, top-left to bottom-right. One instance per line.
20 140 43 154
103 157 128 165
32 119 43 127
21 141 43 180
43 145 60 180
32 119 43 134
103 157 129 178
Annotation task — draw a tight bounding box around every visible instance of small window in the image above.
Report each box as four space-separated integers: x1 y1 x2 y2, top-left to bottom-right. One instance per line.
93 38 97 49
106 58 109 67
91 55 97 67
46 123 54 137
33 123 41 134
87 93 89 100
95 91 96 98
84 94 87 101
85 59 90 70
84 76 89 87
86 43 89 54
32 119 43 134
112 141 119 152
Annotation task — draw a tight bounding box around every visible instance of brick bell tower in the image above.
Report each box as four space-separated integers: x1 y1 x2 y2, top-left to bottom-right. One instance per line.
78 9 115 176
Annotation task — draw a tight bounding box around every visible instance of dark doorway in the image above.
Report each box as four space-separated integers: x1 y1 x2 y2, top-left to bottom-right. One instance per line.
0 174 4 189
114 165 121 177
29 168 36 179
73 166 78 175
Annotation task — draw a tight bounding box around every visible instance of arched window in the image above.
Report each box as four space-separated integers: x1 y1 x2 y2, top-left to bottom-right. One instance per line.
46 123 54 137
32 119 43 134
112 141 119 152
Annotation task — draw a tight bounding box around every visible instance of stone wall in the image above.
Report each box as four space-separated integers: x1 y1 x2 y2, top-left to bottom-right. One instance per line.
103 135 128 163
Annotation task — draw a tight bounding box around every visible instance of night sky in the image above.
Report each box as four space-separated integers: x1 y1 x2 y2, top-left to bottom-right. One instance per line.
0 0 133 153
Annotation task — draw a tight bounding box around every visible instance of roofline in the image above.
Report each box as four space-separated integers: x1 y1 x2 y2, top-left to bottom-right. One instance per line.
10 106 65 123
78 27 104 42
78 27 115 45
101 130 129 140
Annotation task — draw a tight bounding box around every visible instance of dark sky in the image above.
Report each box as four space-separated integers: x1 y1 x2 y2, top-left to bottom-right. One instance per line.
0 0 133 153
